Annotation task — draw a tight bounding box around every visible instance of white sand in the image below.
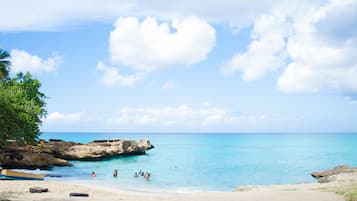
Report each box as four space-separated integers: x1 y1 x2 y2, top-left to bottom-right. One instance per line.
2 172 356 201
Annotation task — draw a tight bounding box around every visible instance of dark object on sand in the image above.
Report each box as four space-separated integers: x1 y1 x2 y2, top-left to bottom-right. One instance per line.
69 192 89 197
49 139 64 142
29 187 48 193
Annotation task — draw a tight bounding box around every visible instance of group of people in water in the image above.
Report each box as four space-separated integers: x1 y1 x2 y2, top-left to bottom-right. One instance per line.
133 170 151 181
90 169 151 181
91 169 119 177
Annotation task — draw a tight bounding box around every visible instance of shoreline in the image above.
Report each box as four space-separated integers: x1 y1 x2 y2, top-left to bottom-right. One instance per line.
2 172 356 201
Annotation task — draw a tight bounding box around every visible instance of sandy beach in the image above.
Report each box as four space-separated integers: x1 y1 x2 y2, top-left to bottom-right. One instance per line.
1 172 356 201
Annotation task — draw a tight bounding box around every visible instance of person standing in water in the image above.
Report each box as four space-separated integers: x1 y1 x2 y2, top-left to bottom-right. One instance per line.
113 169 118 177
144 172 151 181
91 171 96 177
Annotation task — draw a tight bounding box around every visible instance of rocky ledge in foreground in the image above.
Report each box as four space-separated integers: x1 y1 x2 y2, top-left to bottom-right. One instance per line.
311 165 357 183
0 139 154 169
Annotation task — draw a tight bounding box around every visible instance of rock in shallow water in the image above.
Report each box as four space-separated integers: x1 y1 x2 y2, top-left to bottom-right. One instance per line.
52 139 154 160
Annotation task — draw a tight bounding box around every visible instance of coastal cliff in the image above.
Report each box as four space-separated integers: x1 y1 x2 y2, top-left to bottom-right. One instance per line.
0 139 154 169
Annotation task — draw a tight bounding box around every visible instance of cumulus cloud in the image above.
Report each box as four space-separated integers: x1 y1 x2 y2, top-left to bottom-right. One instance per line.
221 11 289 80
10 49 61 73
109 16 215 71
97 16 214 88
45 112 81 123
220 0 357 97
277 0 357 95
96 62 144 87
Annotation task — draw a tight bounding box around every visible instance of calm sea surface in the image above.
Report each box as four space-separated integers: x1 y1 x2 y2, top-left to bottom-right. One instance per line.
39 132 357 192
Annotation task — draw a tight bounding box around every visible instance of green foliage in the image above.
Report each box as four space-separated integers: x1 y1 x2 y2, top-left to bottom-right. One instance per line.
0 48 47 146
0 48 10 79
339 185 357 201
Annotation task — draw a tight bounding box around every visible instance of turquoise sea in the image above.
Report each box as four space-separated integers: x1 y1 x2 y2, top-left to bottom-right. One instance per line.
39 132 357 192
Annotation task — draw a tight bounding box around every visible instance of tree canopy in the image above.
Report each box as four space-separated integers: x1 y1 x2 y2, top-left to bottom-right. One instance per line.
0 48 47 146
0 48 10 79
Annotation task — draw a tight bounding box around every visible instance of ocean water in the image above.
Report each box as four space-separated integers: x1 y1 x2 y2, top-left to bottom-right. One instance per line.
39 132 357 192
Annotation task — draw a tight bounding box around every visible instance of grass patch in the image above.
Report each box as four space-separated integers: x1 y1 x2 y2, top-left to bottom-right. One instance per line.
322 184 357 201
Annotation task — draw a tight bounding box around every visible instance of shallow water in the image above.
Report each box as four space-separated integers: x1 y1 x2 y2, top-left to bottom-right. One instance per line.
40 132 357 191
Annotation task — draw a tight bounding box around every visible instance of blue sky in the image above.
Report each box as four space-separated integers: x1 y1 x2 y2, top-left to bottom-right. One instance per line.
1 0 357 132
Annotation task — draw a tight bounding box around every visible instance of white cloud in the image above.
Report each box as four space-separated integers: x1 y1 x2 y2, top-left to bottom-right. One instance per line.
10 49 61 73
161 80 175 90
221 11 289 80
1 0 299 32
96 62 145 87
219 0 357 97
0 0 135 31
277 0 357 95
105 104 269 128
41 105 294 132
109 16 215 71
96 16 214 88
45 112 81 123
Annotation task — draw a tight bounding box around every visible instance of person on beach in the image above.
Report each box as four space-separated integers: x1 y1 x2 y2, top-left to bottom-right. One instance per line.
113 169 118 177
91 171 96 177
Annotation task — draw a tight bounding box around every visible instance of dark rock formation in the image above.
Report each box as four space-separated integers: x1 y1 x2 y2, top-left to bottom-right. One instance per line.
0 141 71 170
0 138 154 169
311 165 357 183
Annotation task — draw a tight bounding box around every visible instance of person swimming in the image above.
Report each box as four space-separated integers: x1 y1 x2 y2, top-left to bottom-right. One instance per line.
133 172 139 178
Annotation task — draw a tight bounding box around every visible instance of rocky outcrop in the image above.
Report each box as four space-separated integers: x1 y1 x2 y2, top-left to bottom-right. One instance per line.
0 141 72 170
311 165 357 183
46 139 154 160
0 138 154 169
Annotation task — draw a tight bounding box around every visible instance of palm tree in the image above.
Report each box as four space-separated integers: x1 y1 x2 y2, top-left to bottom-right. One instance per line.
0 48 10 79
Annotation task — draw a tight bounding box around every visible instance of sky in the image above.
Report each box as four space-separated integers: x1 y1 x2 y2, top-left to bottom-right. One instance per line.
1 0 357 132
